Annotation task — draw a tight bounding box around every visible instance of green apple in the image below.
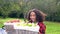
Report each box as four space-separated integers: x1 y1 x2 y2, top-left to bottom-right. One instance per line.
17 24 20 26
27 23 32 27
23 23 27 26
32 23 37 27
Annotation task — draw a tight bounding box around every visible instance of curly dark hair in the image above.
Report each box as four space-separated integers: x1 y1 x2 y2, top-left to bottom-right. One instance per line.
26 9 46 23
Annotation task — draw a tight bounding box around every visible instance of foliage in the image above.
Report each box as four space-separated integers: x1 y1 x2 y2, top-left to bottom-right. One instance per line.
0 0 60 22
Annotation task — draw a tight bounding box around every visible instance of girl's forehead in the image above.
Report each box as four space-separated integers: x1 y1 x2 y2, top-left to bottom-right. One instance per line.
30 12 36 14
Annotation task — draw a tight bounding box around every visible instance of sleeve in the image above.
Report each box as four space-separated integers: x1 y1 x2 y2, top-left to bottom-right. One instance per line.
38 23 46 34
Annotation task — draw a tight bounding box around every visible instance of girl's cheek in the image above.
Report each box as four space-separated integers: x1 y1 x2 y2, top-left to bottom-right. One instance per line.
30 16 36 22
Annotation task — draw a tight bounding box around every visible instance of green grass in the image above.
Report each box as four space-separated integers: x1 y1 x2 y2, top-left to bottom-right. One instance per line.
0 18 60 34
44 21 60 34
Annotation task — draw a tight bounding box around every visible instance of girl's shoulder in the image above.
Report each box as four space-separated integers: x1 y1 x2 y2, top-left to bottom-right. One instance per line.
38 22 44 25
38 22 46 27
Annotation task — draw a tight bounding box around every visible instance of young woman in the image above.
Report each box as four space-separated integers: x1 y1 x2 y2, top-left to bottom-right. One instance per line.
26 9 47 34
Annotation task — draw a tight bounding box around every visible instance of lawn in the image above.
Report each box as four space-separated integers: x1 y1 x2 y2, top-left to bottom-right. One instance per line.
0 18 60 34
44 21 60 34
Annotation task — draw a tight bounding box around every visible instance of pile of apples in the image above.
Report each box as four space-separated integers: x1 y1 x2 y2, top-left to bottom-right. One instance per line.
27 23 37 27
6 19 20 23
16 23 37 27
6 19 37 27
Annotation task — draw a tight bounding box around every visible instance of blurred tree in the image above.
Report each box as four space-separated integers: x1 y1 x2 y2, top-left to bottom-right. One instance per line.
0 0 60 22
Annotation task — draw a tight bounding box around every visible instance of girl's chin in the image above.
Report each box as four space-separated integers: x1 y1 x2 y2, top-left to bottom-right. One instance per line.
32 20 35 22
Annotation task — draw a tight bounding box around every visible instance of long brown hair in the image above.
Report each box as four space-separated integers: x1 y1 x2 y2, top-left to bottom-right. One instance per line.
26 9 47 23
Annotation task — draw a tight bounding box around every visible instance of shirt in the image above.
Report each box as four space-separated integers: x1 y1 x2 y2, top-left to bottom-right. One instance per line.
38 22 46 34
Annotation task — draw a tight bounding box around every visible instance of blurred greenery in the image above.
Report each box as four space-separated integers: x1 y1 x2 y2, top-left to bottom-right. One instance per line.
0 0 60 22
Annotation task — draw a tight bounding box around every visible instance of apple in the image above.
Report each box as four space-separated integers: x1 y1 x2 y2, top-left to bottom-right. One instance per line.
23 23 27 26
17 24 20 26
6 19 20 23
27 23 32 27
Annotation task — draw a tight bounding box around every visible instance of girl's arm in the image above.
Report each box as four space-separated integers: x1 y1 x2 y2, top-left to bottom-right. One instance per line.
38 22 46 34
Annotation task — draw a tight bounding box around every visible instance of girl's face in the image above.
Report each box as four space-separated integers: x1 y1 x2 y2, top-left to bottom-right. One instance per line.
30 12 36 22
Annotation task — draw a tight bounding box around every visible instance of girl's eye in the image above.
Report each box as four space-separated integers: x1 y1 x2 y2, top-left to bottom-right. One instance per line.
30 12 36 16
30 15 35 16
